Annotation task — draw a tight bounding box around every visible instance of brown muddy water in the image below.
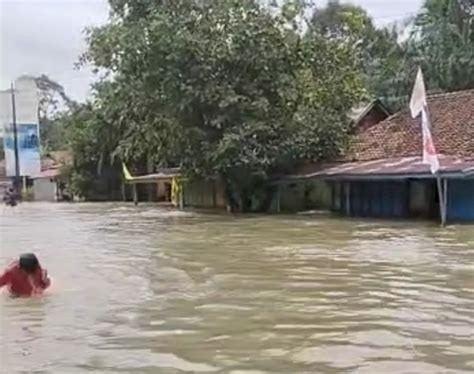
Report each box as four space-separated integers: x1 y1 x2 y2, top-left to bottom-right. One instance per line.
1 203 473 373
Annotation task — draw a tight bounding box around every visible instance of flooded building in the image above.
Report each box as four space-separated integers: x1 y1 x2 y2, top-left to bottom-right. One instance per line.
32 151 73 201
122 164 227 210
274 99 391 214
276 90 474 223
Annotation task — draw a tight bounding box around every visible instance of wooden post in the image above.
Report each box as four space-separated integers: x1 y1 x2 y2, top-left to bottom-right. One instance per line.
121 182 126 202
146 154 153 202
443 178 448 225
55 179 60 201
212 180 217 208
133 184 138 206
436 176 446 226
179 182 184 209
345 182 351 216
331 182 335 211
276 185 281 213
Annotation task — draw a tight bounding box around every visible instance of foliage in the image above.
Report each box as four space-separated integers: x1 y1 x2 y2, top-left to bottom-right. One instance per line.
34 74 77 152
62 102 123 200
73 0 364 209
66 0 474 207
410 0 474 92
309 0 409 111
310 0 474 111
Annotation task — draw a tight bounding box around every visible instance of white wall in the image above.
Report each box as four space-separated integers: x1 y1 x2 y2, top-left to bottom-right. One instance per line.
33 178 57 201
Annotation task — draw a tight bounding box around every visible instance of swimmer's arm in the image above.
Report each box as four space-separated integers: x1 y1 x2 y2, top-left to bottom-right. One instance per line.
39 269 51 289
0 269 11 287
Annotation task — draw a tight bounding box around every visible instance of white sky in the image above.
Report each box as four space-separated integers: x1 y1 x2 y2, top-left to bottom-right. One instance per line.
0 0 424 102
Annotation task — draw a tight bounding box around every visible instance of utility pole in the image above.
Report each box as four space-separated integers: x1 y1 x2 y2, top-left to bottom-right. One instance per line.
10 82 21 195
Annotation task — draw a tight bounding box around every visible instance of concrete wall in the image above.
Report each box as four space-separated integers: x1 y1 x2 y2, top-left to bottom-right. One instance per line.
279 182 305 212
277 180 332 213
156 180 171 201
33 178 57 201
183 179 226 209
306 180 332 210
214 180 227 209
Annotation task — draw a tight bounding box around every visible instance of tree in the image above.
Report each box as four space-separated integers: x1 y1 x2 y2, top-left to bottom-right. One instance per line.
310 0 474 111
73 0 365 209
410 0 474 92
34 75 77 152
63 100 124 200
309 0 409 111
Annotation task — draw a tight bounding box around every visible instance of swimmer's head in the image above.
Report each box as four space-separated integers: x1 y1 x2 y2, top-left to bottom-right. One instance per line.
19 253 40 274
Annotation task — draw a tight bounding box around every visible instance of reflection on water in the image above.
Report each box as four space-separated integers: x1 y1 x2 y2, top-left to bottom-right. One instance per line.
1 203 473 373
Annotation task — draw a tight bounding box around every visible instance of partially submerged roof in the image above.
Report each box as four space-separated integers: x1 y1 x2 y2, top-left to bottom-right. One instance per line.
283 156 474 181
124 167 181 184
280 89 474 181
41 151 72 170
35 168 61 179
345 89 474 161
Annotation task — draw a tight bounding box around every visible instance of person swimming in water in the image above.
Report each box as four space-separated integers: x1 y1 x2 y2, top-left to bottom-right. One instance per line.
0 253 50 297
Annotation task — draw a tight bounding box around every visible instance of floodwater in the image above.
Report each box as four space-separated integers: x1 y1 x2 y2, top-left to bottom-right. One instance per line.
1 203 473 374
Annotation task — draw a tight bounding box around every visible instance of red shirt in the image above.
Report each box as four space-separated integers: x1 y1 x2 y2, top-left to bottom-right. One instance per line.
0 261 50 297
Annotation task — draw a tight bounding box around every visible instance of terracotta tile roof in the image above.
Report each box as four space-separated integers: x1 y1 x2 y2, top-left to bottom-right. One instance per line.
345 89 474 161
35 168 61 179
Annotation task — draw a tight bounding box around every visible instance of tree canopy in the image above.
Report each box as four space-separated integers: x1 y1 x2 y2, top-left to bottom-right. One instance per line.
69 0 364 208
309 0 474 110
60 0 474 206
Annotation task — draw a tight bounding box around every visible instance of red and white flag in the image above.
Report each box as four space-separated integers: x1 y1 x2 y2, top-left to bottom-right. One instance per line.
409 68 440 174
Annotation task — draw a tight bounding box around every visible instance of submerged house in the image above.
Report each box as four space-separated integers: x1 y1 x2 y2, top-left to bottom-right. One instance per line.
32 151 73 201
275 89 474 223
274 99 391 213
122 164 227 210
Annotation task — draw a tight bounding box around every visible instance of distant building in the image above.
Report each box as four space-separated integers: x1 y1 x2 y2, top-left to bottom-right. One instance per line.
32 151 72 201
275 90 474 223
273 99 391 214
349 99 391 134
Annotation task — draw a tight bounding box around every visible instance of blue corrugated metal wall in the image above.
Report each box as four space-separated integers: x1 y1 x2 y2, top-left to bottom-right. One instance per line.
335 181 409 218
447 179 474 222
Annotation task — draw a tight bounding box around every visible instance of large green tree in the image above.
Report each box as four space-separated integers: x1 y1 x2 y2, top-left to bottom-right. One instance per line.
73 0 364 209
34 75 77 152
309 0 409 110
63 99 124 201
410 0 474 92
310 0 474 111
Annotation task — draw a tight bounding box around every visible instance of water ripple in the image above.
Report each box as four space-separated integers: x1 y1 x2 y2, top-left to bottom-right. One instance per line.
1 203 473 373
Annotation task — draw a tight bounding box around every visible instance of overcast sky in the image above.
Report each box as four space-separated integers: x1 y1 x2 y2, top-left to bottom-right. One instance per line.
0 0 424 102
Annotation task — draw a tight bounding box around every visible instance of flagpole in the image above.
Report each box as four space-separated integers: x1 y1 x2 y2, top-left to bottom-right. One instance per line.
410 68 445 226
425 107 446 226
10 82 21 196
436 174 446 226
